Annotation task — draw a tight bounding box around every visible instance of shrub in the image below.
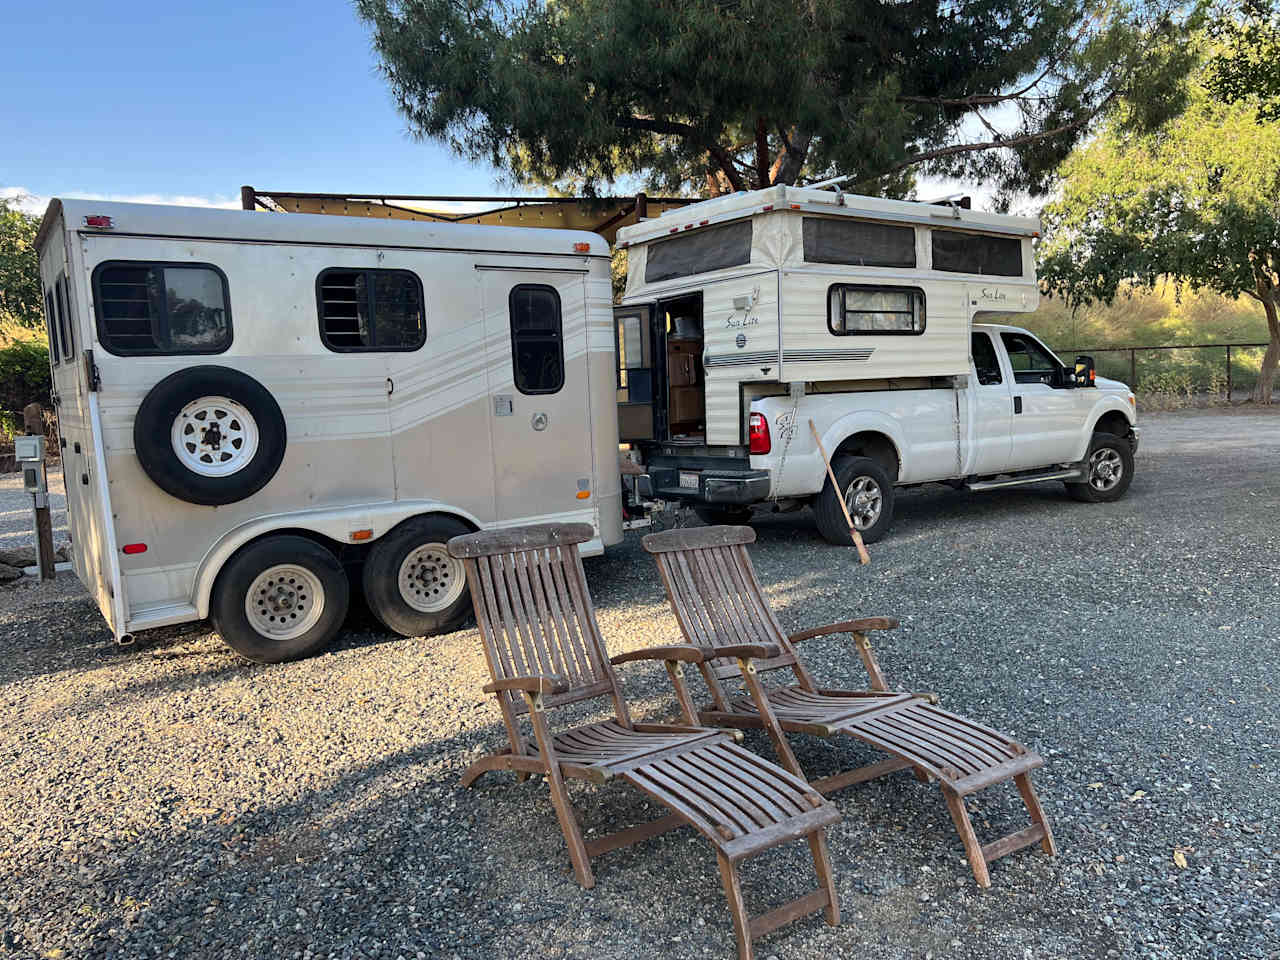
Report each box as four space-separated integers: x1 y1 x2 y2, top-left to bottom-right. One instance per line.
0 337 51 422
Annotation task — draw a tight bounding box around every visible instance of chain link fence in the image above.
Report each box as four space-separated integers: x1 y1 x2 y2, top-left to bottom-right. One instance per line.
1052 342 1270 407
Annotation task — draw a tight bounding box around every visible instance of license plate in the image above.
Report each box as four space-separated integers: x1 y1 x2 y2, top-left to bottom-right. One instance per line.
679 471 699 490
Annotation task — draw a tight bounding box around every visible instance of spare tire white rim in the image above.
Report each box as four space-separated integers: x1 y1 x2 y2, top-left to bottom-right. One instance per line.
398 543 465 613
245 564 325 640
171 396 260 477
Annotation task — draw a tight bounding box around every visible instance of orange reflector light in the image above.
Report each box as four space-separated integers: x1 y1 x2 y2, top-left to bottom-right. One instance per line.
574 242 591 252
790 204 801 209
350 529 373 541
122 543 147 555
576 490 591 500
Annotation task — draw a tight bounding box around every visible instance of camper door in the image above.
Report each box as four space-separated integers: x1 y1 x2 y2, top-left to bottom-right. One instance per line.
614 304 655 442
480 268 595 524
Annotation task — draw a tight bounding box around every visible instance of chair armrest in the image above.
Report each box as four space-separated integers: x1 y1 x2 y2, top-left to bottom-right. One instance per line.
788 617 899 643
610 645 706 666
705 643 781 662
482 675 569 695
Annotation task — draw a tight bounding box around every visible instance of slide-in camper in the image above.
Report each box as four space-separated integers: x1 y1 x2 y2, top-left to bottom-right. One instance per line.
614 185 1138 543
36 199 620 661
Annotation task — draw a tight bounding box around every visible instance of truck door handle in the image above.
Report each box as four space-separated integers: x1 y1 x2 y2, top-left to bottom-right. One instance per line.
1013 396 1023 414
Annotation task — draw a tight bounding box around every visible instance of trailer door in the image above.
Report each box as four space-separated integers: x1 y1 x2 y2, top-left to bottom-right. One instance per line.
614 304 656 441
480 268 595 525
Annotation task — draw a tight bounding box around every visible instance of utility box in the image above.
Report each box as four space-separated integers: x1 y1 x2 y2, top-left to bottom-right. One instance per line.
14 435 45 463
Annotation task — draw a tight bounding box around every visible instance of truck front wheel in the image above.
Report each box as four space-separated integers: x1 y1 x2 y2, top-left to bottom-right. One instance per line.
814 456 896 546
1065 432 1134 503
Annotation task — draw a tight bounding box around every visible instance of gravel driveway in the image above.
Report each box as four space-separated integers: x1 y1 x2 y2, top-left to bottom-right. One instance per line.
1 408 1276 960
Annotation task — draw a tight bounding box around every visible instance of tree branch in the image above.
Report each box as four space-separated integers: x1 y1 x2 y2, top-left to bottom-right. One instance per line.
614 114 744 192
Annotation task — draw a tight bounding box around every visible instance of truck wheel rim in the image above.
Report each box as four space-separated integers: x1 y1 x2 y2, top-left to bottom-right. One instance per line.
171 396 260 477
842 476 883 530
398 543 465 613
245 564 325 640
1089 447 1123 491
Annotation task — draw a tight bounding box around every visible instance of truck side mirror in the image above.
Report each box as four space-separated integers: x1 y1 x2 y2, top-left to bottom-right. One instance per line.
1074 355 1096 388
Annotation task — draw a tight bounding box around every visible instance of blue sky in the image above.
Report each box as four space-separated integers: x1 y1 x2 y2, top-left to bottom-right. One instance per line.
1 0 507 211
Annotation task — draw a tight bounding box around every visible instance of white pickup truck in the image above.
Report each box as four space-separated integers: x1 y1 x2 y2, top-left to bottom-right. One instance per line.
740 323 1138 544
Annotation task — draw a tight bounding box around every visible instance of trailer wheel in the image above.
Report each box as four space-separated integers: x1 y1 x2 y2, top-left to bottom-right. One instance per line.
134 366 286 506
211 536 349 663
814 455 895 546
1065 432 1134 503
362 516 473 637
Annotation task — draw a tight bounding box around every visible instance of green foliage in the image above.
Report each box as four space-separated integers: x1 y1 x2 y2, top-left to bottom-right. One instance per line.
0 198 43 330
1207 0 1280 120
0 332 51 421
356 0 1196 200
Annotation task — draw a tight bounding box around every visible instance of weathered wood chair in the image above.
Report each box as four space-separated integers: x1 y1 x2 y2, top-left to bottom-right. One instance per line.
448 523 842 960
642 526 1057 888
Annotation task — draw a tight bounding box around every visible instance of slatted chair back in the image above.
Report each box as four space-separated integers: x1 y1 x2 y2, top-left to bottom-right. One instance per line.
642 527 818 696
449 524 631 732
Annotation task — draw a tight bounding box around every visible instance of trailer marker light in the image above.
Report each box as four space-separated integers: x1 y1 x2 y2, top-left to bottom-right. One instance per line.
669 227 679 233
684 224 694 230
790 204 801 209
576 490 591 500
83 215 113 229
573 242 591 252
762 204 774 211
350 529 373 541
748 413 771 455
122 543 147 555
699 219 709 226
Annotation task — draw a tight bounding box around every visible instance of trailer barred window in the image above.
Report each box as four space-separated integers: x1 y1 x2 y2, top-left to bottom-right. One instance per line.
803 217 916 268
44 289 59 365
55 276 74 359
931 230 1023 277
827 285 925 335
644 221 752 283
509 284 564 395
317 269 425 352
93 262 231 355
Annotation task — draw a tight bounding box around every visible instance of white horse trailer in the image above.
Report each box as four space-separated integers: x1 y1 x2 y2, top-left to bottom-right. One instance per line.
35 199 621 661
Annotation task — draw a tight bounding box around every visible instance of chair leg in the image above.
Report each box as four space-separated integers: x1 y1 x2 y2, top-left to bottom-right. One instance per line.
943 788 990 888
807 830 840 926
717 852 754 960
543 763 595 889
459 753 509 788
1015 772 1057 856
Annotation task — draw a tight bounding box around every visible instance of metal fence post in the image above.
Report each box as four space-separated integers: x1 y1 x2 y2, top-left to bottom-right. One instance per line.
1226 345 1232 401
1130 349 1137 388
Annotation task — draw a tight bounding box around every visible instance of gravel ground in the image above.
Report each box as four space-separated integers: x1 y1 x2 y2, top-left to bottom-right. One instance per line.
0 408 1276 960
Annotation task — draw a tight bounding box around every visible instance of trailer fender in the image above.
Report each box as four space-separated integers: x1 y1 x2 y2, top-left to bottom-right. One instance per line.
190 500 483 619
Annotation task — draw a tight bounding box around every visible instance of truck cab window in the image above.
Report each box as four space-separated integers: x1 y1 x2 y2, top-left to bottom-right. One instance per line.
93 262 232 355
509 284 563 394
971 332 1002 384
1000 332 1060 384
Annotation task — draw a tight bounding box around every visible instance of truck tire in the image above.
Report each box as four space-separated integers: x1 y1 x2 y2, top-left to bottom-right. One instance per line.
814 455 895 546
211 535 349 663
693 506 753 526
134 366 286 506
362 516 472 637
1065 432 1134 503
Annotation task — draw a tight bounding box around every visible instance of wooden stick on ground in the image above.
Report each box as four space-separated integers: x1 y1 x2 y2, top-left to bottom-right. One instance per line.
808 419 870 565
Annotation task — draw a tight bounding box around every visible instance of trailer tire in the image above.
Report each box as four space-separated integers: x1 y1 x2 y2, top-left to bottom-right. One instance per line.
211 535 349 663
1065 432 1134 503
362 516 473 637
134 366 286 506
813 455 895 546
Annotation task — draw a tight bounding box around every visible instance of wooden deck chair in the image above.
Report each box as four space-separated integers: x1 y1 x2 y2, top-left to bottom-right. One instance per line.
448 523 842 960
642 526 1057 889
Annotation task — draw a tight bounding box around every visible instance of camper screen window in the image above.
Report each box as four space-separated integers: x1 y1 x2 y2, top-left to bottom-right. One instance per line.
931 231 1023 277
93 262 231 355
644 221 752 283
827 285 925 335
509 284 564 395
802 218 916 267
317 269 425 352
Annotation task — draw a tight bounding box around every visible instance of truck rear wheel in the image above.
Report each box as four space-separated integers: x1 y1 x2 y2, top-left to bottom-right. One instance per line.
362 516 472 637
211 535 349 663
1065 432 1134 503
814 456 895 546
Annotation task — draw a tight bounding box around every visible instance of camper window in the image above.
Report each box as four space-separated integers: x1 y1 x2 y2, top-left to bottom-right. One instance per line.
644 221 752 283
802 217 916 268
55 276 74 359
827 285 925 336
931 231 1023 277
93 262 232 356
509 284 564 395
44 290 59 365
317 269 425 352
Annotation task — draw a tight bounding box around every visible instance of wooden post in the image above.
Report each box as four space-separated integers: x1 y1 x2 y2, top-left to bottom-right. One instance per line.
240 185 255 211
808 419 870 564
23 403 55 580
634 192 648 221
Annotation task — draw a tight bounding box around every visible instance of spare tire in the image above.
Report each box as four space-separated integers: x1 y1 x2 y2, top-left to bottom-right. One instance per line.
134 366 286 506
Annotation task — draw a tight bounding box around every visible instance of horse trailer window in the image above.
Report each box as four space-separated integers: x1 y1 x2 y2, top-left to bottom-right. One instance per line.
55 276 74 359
827 285 925 335
317 268 425 352
44 289 59 364
931 230 1023 276
803 217 916 268
509 284 564 395
644 221 752 283
93 262 232 355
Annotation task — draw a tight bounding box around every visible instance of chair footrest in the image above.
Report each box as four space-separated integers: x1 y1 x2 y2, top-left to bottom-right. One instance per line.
981 823 1046 864
748 888 831 939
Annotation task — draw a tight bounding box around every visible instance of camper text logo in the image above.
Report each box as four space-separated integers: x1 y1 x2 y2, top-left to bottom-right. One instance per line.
979 287 1008 302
